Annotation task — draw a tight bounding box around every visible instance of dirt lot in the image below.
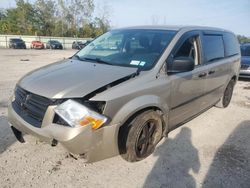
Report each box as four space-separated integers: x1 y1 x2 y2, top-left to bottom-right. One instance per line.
0 49 249 188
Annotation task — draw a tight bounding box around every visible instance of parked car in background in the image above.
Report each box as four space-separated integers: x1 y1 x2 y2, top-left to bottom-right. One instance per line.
9 38 26 49
8 26 240 163
72 40 93 50
46 40 63 49
240 43 250 78
31 41 44 49
72 41 85 50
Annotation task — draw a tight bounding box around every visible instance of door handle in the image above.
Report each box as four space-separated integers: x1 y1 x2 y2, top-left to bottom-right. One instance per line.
198 72 207 78
208 70 215 75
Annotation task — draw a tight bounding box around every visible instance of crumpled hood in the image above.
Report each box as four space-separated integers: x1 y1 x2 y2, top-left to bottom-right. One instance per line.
241 56 250 65
18 59 137 99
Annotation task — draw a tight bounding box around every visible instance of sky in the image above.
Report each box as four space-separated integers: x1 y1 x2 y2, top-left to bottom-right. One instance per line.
0 0 250 36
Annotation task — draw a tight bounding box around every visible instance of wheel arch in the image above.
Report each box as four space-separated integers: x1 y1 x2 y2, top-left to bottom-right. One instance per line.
115 95 169 155
231 75 237 83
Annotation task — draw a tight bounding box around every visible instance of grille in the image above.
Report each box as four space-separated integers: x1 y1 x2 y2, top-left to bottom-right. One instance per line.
241 64 249 70
12 86 54 128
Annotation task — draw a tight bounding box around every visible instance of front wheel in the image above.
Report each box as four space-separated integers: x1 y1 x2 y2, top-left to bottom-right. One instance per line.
216 79 235 108
120 110 163 162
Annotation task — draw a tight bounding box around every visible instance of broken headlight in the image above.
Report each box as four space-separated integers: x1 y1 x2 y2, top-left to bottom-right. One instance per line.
54 99 107 130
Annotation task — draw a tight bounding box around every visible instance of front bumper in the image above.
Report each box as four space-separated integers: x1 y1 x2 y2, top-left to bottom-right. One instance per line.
8 99 120 162
33 45 44 49
239 69 250 78
53 45 62 49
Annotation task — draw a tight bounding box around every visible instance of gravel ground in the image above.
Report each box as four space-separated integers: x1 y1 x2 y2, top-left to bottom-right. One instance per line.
0 49 250 188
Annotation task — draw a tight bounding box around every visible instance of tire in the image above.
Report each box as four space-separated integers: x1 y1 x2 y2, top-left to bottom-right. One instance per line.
120 110 163 162
216 79 235 108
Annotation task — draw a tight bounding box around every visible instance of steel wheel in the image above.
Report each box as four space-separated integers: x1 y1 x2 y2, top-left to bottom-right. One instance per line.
135 120 157 158
119 110 163 162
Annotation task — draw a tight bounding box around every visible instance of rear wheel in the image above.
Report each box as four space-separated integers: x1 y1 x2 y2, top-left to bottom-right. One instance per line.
120 110 163 162
216 79 235 108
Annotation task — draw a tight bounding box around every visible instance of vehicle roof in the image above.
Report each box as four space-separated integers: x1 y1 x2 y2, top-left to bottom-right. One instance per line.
115 25 232 33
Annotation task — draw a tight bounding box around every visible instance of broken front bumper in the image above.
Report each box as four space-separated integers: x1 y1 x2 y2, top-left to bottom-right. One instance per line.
8 100 120 162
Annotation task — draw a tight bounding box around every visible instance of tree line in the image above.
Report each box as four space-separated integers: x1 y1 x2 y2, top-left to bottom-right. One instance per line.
0 0 111 38
0 0 249 42
237 35 250 44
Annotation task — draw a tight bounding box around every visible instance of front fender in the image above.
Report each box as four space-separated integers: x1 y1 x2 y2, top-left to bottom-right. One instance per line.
110 95 169 128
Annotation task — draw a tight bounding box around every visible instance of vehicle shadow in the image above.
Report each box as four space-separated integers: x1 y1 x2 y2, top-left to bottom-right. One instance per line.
144 127 200 188
202 120 250 188
0 115 16 154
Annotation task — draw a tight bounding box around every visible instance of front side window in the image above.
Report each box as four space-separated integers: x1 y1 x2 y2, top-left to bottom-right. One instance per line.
171 36 200 66
74 29 176 70
202 35 224 63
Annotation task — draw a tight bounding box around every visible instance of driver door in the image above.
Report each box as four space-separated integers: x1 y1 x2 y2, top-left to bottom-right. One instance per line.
167 31 208 129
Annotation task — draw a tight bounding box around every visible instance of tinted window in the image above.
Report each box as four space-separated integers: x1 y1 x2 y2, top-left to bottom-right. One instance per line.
50 40 60 44
223 33 239 57
202 35 224 63
10 39 23 42
241 45 250 56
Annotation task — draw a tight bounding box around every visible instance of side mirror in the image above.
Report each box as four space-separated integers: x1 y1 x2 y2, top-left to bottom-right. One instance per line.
167 56 195 74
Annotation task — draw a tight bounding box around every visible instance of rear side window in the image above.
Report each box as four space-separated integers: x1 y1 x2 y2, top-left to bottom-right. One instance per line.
202 35 224 63
223 33 239 57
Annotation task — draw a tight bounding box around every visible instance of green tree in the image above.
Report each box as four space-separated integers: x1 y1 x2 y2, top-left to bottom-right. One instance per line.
58 0 94 37
15 0 37 35
34 0 56 36
3 8 19 34
92 1 111 36
0 9 5 20
0 0 110 37
237 35 250 44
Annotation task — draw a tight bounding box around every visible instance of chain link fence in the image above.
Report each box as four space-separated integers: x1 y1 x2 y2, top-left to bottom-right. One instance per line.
0 35 92 49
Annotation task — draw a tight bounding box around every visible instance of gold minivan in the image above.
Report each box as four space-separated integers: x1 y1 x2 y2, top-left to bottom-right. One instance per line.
8 26 240 162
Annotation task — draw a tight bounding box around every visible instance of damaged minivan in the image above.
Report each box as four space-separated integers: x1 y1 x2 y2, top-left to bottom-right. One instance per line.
8 26 240 162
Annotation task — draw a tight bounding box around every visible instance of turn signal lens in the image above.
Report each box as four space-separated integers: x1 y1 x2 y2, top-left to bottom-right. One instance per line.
79 116 105 129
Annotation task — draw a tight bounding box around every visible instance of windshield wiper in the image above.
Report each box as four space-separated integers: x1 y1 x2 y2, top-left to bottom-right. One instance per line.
82 57 113 65
136 66 143 76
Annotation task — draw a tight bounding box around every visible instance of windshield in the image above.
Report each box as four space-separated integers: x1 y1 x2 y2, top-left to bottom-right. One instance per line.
241 45 250 56
74 29 176 70
11 39 23 42
50 40 60 44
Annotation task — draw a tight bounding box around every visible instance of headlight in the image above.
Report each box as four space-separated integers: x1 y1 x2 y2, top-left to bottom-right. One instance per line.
54 99 108 130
